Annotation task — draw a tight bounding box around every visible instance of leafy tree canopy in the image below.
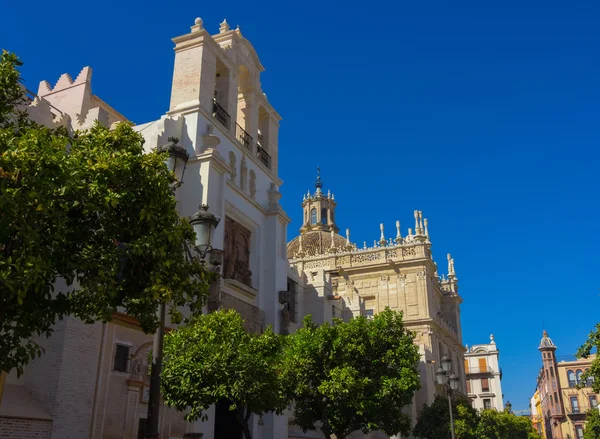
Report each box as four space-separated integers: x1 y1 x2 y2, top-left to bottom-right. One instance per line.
160 309 287 439
414 397 542 439
476 409 542 439
584 408 600 439
0 51 213 374
577 323 600 394
413 395 478 439
283 308 421 439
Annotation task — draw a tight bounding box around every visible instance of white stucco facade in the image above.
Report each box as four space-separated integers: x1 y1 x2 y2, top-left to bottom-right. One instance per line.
464 335 504 411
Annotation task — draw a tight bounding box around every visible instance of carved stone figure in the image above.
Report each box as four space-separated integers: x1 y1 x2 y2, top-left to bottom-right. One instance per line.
223 217 252 287
249 169 256 198
240 156 247 190
280 303 291 335
228 151 237 182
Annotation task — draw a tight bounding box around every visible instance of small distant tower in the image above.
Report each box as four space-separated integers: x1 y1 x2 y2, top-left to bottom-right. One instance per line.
301 168 338 233
538 330 564 434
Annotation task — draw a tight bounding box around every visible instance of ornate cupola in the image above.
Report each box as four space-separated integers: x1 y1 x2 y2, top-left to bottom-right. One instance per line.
300 168 339 234
287 168 348 258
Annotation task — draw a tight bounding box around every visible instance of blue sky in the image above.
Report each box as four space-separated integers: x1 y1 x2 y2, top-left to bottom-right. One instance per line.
3 0 599 411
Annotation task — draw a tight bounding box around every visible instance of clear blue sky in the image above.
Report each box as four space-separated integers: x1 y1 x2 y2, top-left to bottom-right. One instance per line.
3 0 599 411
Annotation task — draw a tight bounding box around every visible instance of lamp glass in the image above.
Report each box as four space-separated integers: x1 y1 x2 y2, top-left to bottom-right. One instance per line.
441 355 451 372
436 368 445 386
165 156 176 173
449 374 459 391
193 221 212 251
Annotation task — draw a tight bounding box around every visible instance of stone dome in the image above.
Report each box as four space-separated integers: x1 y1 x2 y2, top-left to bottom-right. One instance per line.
287 231 348 259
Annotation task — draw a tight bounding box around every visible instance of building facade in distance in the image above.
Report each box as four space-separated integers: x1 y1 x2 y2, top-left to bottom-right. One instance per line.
533 330 597 439
464 335 504 411
286 177 467 436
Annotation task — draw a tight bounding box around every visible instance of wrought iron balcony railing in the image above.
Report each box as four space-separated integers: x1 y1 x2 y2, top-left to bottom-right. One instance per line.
236 123 253 151
257 145 271 169
212 99 231 130
465 366 495 375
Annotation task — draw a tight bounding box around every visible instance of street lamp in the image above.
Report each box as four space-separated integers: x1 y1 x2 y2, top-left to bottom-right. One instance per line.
189 205 221 261
436 355 460 439
145 144 219 439
157 137 189 187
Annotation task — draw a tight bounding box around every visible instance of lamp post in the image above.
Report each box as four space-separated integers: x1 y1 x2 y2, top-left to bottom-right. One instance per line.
436 355 460 439
146 140 219 439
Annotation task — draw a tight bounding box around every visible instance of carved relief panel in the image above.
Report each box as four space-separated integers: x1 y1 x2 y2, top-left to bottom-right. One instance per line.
223 217 252 287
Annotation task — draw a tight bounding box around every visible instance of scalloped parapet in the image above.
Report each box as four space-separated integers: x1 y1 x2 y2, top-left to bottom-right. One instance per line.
38 67 92 96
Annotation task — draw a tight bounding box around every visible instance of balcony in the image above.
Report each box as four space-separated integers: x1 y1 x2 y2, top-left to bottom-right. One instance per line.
236 123 253 152
212 99 231 130
465 366 495 376
257 145 271 169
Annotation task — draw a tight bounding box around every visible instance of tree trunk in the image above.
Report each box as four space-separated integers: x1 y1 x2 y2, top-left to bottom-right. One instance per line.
237 406 253 439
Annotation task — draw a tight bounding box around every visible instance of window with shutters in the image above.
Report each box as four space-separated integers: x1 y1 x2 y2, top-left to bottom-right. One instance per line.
464 359 469 374
478 358 488 373
481 378 490 392
466 379 471 394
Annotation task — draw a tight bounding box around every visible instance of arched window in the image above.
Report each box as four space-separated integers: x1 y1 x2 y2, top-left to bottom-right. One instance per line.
310 208 317 225
550 366 554 378
546 369 549 379
321 208 327 224
585 368 595 387
543 353 546 359
554 392 558 404
576 370 583 385
568 370 576 387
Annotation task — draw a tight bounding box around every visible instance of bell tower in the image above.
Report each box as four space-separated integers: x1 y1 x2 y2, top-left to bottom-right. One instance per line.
300 168 338 234
538 330 564 437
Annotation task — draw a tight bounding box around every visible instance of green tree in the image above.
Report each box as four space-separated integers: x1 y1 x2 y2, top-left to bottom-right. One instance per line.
577 323 600 394
0 51 213 375
413 395 479 439
584 408 600 439
282 308 421 439
160 309 288 439
476 409 542 439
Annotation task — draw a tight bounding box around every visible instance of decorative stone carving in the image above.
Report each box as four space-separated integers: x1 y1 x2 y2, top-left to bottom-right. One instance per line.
228 151 237 182
240 156 247 191
280 303 291 335
249 169 256 198
223 217 252 287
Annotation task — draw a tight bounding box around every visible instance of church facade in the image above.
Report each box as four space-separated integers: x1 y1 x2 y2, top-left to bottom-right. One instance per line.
0 15 466 439
285 176 467 436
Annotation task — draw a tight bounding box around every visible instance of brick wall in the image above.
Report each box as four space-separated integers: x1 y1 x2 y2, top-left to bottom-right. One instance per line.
0 417 52 439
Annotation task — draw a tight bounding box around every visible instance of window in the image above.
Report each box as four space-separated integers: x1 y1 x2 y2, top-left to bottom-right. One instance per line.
310 208 317 225
321 208 327 225
466 379 471 394
568 370 577 387
575 425 584 439
483 399 492 409
478 358 487 373
545 369 549 379
287 278 298 323
576 369 583 385
586 369 595 387
481 378 490 392
590 395 598 409
550 366 554 378
114 343 131 372
364 309 374 320
554 392 558 404
464 359 469 374
570 396 579 414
